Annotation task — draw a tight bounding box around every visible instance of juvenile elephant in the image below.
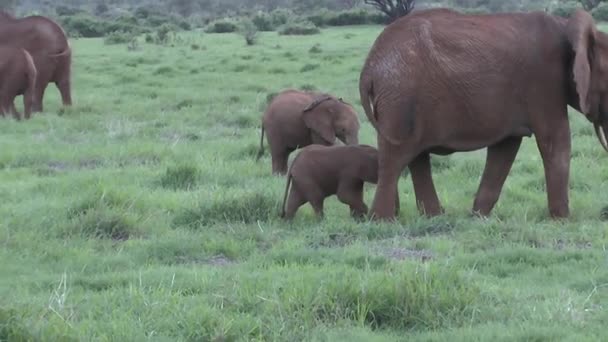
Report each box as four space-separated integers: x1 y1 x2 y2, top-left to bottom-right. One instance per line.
0 46 36 120
0 11 72 112
257 89 360 175
280 144 399 220
359 8 608 221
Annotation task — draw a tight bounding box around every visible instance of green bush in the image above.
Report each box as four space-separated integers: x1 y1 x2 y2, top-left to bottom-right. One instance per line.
269 8 293 27
239 18 259 45
205 19 238 33
103 31 135 45
160 164 200 190
252 12 275 31
551 2 580 18
326 9 370 26
592 3 608 21
59 14 106 38
278 20 320 36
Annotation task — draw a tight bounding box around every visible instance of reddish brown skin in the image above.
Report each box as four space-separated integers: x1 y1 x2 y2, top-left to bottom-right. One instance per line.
281 144 398 220
0 11 72 112
258 89 361 175
0 46 36 120
360 8 608 221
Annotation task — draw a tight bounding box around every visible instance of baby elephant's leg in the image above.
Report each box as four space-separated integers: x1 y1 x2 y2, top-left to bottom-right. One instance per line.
284 183 307 220
337 181 368 220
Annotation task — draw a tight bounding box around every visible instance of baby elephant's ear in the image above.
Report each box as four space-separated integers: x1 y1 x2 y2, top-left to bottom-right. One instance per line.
302 97 336 144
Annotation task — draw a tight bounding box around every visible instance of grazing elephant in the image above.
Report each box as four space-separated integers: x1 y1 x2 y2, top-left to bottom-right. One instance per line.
257 89 361 175
359 8 608 221
281 144 398 220
0 11 72 112
0 46 36 120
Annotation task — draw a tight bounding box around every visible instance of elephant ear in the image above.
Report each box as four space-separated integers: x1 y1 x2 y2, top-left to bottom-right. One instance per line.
567 9 597 116
302 96 336 144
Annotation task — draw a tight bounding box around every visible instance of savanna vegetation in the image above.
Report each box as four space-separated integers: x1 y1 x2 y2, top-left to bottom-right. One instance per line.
1 0 608 341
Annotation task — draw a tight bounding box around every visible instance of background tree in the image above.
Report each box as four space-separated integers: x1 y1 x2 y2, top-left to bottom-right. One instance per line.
364 0 416 23
580 0 604 10
341 0 361 9
0 0 17 12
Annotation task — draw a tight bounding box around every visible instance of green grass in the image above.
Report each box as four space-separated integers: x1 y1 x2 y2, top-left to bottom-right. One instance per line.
1 25 608 340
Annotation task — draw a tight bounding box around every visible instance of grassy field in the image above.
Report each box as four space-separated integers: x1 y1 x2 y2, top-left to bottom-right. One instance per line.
1 24 607 341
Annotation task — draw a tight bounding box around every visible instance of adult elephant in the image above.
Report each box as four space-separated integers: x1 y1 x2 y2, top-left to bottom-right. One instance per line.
359 8 608 221
0 11 72 112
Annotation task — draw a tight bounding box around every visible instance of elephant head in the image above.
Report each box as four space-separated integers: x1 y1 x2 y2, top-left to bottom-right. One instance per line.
302 95 360 145
567 9 608 152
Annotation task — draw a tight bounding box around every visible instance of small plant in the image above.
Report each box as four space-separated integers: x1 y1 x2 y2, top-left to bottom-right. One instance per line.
239 18 258 46
205 19 238 33
173 192 278 228
103 31 134 45
155 24 174 45
278 20 320 36
127 38 140 51
160 164 200 190
309 44 323 54
300 64 320 72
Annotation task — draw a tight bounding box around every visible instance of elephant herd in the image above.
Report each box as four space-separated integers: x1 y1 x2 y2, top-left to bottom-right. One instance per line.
0 11 72 120
260 8 608 222
2 7 608 222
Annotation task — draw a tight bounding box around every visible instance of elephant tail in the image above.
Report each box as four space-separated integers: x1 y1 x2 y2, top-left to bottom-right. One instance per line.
256 125 265 161
359 76 403 145
280 169 293 218
23 49 36 86
360 75 379 127
48 43 71 58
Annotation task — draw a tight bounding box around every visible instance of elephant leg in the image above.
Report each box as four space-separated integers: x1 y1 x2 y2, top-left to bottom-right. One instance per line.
337 181 367 219
370 135 417 220
283 184 307 220
472 136 522 217
271 148 290 175
55 66 72 107
10 102 20 121
535 120 571 218
408 153 443 217
32 80 47 112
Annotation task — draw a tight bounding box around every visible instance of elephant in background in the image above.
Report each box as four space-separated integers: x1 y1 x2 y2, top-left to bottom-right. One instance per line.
0 11 72 112
0 46 36 120
257 89 360 175
359 8 608 221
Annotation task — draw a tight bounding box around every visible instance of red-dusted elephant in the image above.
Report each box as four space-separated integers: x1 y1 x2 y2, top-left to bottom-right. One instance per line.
360 8 608 221
0 11 72 112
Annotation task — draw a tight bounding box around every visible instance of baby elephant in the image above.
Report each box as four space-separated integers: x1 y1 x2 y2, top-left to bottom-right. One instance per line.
0 46 36 120
280 144 399 220
258 89 360 175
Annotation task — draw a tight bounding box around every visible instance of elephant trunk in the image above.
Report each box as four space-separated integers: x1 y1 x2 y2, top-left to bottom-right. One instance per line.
341 134 358 145
594 123 608 152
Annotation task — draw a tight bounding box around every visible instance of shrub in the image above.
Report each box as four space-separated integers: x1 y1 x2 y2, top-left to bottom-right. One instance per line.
173 192 278 227
155 24 175 44
551 2 580 18
592 3 608 21
160 164 200 190
59 14 106 38
103 31 134 45
326 9 370 26
205 19 238 33
278 20 320 36
252 12 275 31
269 8 293 27
239 18 258 45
